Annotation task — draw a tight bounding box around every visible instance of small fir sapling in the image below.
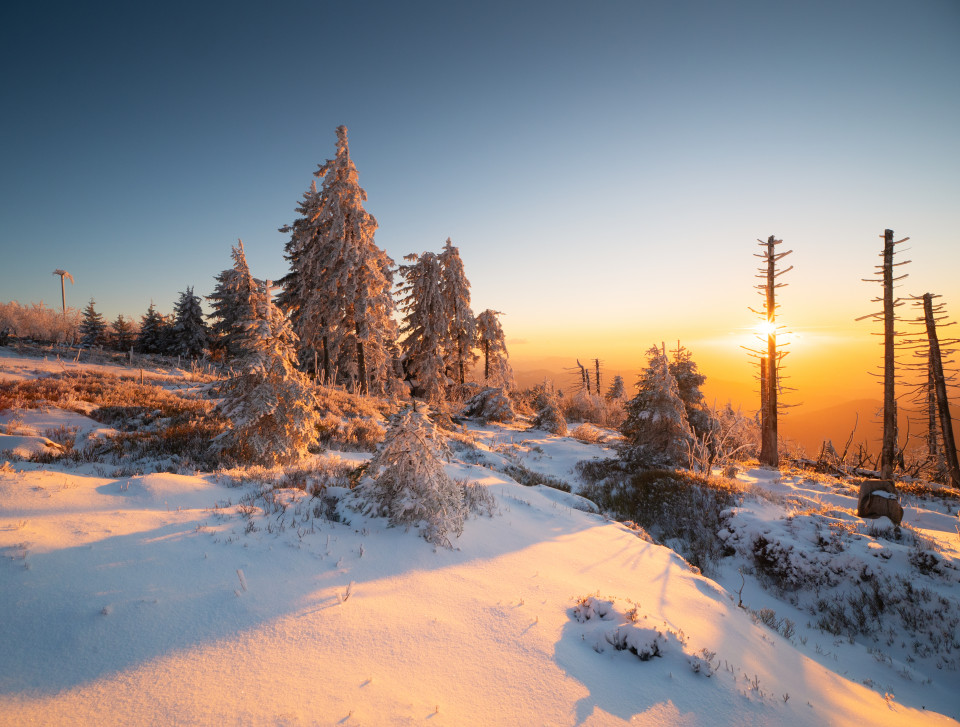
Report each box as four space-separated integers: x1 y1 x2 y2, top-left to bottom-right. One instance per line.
605 375 626 401
463 386 516 423
135 302 168 355
110 314 136 351
78 298 108 347
171 286 209 359
207 240 261 361
214 273 320 466
620 345 694 469
532 385 568 436
668 344 716 439
355 407 466 548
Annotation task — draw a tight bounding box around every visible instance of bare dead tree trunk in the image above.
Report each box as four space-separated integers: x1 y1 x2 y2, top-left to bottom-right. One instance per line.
880 229 897 479
760 356 768 447
756 235 790 468
858 228 910 481
922 293 960 487
594 358 601 396
927 353 939 459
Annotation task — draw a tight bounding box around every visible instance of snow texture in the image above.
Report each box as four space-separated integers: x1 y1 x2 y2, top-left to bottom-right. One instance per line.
0 351 957 726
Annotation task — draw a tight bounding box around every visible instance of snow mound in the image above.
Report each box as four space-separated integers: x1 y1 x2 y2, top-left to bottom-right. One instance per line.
0 433 62 458
532 484 599 512
113 473 219 509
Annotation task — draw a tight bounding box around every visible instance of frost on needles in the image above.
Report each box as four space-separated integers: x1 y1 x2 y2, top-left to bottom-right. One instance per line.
213 250 320 466
354 408 471 549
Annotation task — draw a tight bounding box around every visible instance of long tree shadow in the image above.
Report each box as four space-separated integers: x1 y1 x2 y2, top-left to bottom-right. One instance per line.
0 469 601 696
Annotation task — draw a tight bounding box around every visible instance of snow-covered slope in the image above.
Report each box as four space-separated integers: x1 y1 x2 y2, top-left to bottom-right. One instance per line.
0 353 957 725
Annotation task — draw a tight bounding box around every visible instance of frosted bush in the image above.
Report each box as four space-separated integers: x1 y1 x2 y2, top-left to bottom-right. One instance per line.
462 386 516 423
355 408 466 548
532 386 567 436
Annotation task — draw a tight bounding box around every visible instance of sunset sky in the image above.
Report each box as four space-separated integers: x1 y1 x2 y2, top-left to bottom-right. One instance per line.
2 0 958 417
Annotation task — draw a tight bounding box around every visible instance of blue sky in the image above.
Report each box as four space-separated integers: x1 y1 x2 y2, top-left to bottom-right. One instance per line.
2 0 958 390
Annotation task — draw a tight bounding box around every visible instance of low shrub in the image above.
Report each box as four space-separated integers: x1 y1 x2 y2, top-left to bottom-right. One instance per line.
578 465 742 573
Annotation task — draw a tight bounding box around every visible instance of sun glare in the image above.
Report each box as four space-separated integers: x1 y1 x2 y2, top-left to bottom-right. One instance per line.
755 320 776 337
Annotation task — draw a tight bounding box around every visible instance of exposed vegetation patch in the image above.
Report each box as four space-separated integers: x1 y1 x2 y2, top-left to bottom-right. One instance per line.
720 501 960 668
577 463 742 574
1 371 224 470
313 386 397 451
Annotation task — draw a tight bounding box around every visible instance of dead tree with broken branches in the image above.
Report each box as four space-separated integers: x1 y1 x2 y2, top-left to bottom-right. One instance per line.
904 293 959 486
746 235 793 469
857 229 910 480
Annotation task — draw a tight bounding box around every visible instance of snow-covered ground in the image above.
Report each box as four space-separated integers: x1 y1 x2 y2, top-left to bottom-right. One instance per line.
0 352 958 725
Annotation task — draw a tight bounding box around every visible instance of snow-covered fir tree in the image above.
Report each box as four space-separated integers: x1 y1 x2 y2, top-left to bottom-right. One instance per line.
214 278 320 466
463 386 517 422
474 309 513 388
668 344 716 439
355 407 466 548
438 239 476 386
135 302 167 354
110 314 136 351
276 181 323 373
171 286 208 359
605 374 626 401
278 126 397 394
532 385 568 436
398 251 449 403
620 345 694 469
79 298 107 347
207 240 260 361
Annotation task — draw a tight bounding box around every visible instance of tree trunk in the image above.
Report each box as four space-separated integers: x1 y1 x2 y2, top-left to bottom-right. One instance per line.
594 358 601 396
922 293 960 487
484 340 490 382
355 330 367 396
760 355 768 441
759 235 779 468
927 354 939 459
880 229 896 480
321 335 331 385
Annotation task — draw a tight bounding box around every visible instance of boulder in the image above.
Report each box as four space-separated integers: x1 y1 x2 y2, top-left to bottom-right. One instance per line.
856 479 904 525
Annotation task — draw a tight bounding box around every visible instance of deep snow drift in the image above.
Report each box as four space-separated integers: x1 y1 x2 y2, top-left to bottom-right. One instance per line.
0 351 957 726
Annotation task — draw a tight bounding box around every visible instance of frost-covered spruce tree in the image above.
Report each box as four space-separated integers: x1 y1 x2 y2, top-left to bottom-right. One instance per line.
171 286 208 359
356 407 465 548
207 240 259 361
605 375 626 401
398 251 449 403
439 239 476 386
214 279 320 466
135 302 166 354
278 126 397 394
79 298 107 347
532 385 568 436
620 345 694 469
463 386 516 423
475 309 513 388
110 314 136 351
669 344 716 439
276 181 324 374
